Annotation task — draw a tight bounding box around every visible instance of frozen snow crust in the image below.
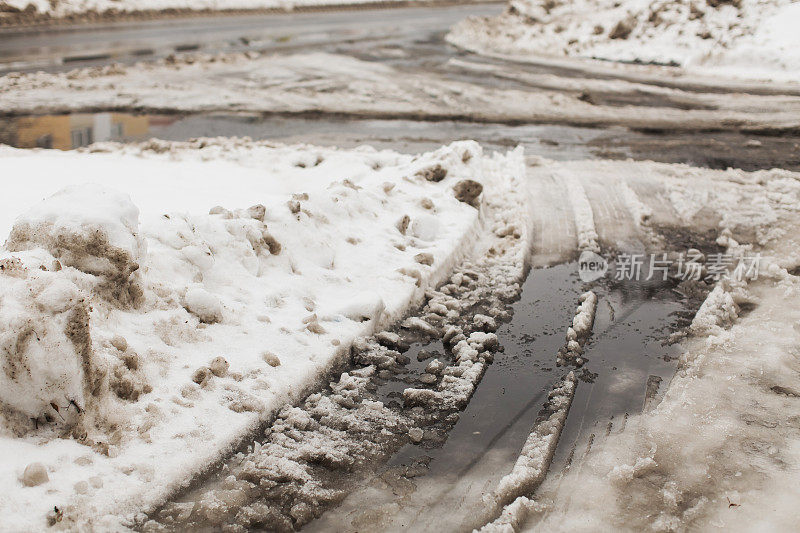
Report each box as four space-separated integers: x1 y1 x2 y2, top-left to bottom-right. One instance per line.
448 0 800 82
0 138 525 530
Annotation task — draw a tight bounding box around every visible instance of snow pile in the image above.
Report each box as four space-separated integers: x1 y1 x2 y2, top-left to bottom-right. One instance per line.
150 141 533 531
0 138 525 530
0 255 95 427
6 184 146 306
448 0 800 82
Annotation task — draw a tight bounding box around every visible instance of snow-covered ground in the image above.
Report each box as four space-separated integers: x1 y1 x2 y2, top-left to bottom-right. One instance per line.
447 0 800 83
2 51 800 132
0 0 444 19
0 138 525 530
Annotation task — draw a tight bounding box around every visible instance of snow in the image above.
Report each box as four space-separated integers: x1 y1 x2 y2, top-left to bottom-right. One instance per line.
0 138 525 530
525 266 800 531
0 0 435 18
490 372 577 512
447 0 800 82
2 51 798 133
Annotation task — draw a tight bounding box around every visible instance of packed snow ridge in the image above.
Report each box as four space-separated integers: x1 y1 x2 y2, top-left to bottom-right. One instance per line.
150 149 533 530
448 0 800 82
0 138 525 530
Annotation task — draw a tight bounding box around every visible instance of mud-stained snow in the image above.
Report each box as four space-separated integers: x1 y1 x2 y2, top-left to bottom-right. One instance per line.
448 0 800 82
0 0 426 19
0 138 526 530
2 51 799 132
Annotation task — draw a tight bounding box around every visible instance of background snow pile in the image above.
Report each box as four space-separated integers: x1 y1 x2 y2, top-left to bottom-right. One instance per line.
0 138 525 530
448 0 800 82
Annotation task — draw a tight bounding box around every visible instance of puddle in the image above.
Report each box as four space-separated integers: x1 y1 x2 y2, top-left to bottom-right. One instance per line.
146 253 700 532
0 112 603 159
4 112 799 171
305 263 692 532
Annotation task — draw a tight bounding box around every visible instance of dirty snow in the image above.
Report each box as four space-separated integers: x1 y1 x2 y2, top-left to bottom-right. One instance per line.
482 159 800 532
448 0 800 82
2 51 800 132
0 0 433 19
0 138 525 530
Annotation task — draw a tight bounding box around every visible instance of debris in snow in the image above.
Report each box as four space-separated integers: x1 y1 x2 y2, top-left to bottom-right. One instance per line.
453 179 484 207
396 214 411 235
192 367 212 386
609 17 635 40
416 164 448 182
183 286 224 324
262 352 281 367
0 262 97 427
21 463 49 487
209 357 230 377
415 252 434 266
408 427 425 443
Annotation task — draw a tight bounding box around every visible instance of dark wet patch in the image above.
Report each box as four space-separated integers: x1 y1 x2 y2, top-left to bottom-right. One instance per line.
591 129 800 172
4 111 800 172
737 301 757 317
771 385 800 398
307 263 695 532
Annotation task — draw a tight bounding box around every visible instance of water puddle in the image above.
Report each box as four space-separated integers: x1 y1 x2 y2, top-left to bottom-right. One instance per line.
305 262 692 532
0 112 602 159
3 112 798 171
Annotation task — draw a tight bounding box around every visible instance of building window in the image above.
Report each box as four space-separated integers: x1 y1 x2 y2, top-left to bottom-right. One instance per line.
36 134 53 149
71 127 93 148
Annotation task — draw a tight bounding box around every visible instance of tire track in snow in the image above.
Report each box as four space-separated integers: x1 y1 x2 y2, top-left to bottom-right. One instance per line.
527 165 578 266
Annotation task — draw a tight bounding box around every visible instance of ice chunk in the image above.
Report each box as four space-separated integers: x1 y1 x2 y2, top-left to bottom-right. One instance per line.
183 286 223 324
6 184 145 306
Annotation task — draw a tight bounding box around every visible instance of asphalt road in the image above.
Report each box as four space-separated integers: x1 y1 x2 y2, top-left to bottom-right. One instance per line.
0 2 502 73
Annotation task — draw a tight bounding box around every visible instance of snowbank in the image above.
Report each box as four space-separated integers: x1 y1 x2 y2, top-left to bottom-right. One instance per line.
447 0 800 82
0 138 525 530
